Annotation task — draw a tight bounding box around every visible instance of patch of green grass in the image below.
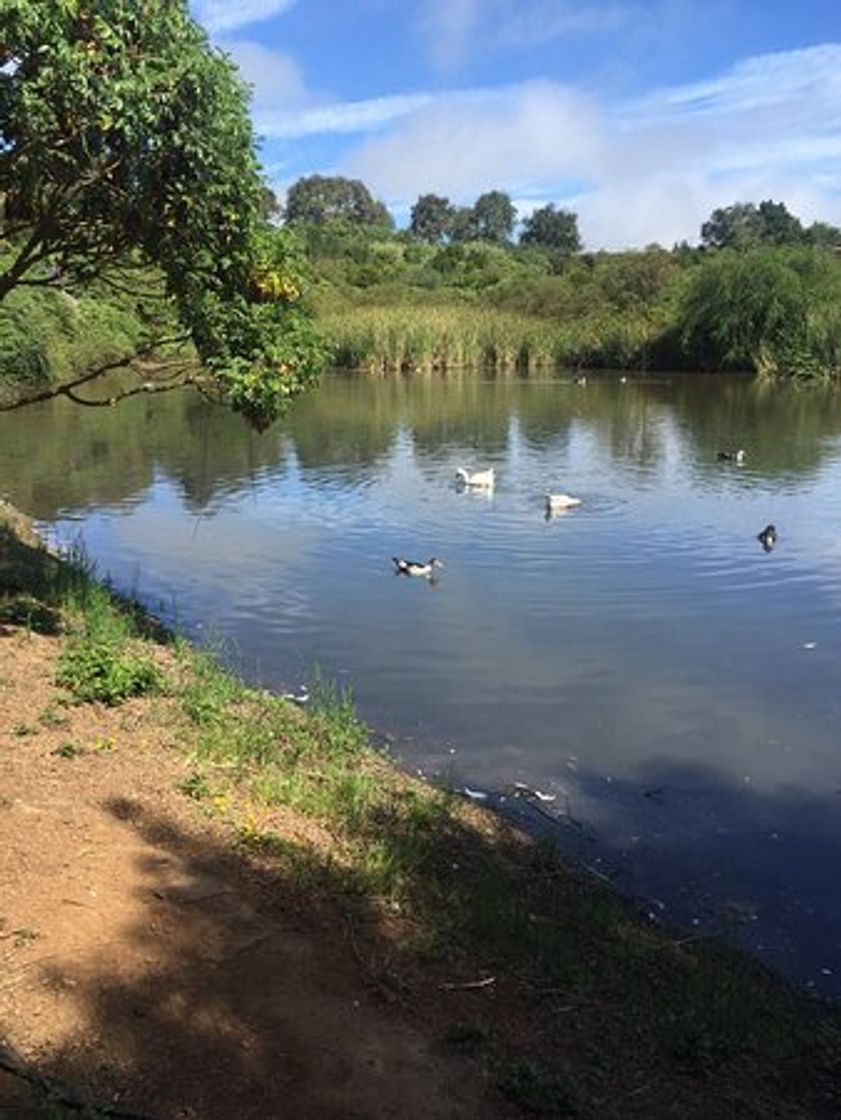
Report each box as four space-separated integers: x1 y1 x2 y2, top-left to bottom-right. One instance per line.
53 741 81 759
308 666 369 755
234 828 352 893
12 927 40 948
39 703 69 728
178 643 247 726
56 637 165 705
179 771 212 801
659 948 807 1070
12 722 36 737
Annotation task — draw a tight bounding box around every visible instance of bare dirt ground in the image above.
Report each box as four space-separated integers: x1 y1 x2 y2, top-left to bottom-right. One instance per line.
0 627 512 1119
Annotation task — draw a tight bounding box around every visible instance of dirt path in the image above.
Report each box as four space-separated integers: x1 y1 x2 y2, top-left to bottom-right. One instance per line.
0 629 509 1119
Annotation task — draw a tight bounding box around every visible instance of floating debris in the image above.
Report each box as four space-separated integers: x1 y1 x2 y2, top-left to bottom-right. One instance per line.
281 687 310 705
511 781 556 803
461 787 489 802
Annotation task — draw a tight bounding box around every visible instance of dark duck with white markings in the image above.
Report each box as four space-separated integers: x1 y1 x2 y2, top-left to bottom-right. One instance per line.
392 557 442 578
757 524 777 552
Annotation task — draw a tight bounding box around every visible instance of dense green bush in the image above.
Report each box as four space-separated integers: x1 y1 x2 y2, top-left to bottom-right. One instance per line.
3 230 840 389
678 247 841 380
0 256 155 400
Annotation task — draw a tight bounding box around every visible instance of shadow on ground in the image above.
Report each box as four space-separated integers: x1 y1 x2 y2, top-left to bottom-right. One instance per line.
7 793 515 1120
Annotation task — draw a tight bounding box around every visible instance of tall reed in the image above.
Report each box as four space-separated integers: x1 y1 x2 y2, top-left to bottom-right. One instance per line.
321 305 661 374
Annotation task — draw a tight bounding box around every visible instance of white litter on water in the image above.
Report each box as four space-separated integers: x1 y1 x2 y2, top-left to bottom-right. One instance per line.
462 788 488 801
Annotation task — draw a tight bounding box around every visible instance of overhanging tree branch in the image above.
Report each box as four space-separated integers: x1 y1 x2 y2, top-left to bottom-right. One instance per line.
1 0 327 428
65 374 200 408
0 334 192 412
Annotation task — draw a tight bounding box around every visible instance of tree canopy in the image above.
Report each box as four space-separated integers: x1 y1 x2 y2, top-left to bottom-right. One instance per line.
519 204 581 253
0 0 326 428
699 200 805 250
284 175 393 228
409 194 454 244
471 191 517 244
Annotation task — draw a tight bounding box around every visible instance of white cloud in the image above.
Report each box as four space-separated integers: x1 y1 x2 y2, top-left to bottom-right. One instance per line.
257 93 435 139
344 82 605 196
420 0 482 72
634 42 841 123
331 42 841 248
418 0 635 72
219 38 433 141
488 0 632 50
224 40 309 111
193 0 296 35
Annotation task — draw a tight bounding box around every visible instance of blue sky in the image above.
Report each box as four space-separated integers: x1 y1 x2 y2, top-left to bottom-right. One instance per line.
190 0 841 249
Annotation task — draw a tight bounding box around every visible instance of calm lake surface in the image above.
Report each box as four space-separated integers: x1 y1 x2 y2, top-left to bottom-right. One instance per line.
4 371 841 993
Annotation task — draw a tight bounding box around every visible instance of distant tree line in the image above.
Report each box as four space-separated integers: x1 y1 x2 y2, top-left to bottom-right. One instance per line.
282 176 840 259
282 176 582 254
700 200 840 251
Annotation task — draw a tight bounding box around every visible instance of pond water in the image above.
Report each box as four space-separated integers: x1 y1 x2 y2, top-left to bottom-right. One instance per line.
4 371 841 994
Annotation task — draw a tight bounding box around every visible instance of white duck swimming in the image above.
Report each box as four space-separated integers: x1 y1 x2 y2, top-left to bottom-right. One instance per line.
392 557 442 578
545 493 583 512
455 467 495 489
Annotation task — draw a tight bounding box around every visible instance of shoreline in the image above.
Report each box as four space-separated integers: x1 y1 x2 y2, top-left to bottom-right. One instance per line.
3 499 841 1118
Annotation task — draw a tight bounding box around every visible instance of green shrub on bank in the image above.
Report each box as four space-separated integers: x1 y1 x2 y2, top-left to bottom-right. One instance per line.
52 563 168 705
678 247 841 381
0 280 147 399
309 234 841 381
56 636 166 704
3 236 841 391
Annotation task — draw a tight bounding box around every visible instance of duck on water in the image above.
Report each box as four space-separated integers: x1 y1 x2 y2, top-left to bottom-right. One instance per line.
393 557 442 578
545 493 583 514
455 467 495 489
757 524 777 552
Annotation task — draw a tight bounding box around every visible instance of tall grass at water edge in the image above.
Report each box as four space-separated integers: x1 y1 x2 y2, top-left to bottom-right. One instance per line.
321 304 663 374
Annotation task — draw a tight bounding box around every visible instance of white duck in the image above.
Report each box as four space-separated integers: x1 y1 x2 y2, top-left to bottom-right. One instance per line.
455 467 495 489
545 492 582 513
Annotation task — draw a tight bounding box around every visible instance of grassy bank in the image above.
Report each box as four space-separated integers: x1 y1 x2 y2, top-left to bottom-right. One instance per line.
311 239 841 382
2 501 841 1118
3 236 840 406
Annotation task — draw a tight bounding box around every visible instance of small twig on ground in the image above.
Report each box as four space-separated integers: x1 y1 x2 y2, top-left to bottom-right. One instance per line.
438 975 496 992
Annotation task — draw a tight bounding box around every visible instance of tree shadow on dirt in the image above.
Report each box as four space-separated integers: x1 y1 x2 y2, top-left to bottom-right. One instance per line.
6 766 841 1120
7 794 519 1120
